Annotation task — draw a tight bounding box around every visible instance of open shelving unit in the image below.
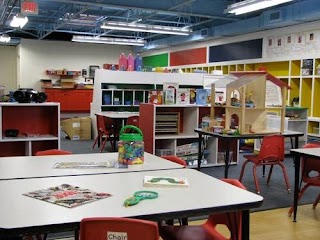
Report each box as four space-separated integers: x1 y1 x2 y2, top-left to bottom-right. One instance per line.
139 104 239 168
171 57 319 141
90 70 240 167
0 102 60 157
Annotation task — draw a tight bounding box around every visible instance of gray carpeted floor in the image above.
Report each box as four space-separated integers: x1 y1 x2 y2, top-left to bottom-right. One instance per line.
60 132 319 212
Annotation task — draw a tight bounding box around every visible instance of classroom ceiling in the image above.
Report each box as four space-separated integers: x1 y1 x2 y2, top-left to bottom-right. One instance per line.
0 0 319 52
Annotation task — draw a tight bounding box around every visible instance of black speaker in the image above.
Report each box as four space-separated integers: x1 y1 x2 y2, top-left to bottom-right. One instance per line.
13 89 47 103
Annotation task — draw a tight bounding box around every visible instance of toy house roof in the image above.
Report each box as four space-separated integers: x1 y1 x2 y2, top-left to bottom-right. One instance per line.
229 71 291 89
204 74 237 88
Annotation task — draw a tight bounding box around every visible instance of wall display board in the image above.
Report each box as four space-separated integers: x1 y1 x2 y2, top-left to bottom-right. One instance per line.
209 39 263 62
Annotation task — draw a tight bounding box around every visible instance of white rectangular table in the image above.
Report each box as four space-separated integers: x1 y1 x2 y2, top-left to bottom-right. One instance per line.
0 169 263 240
0 152 183 180
290 147 320 222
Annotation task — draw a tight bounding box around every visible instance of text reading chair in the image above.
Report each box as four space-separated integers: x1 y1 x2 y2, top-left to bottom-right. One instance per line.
288 143 320 216
91 114 117 152
239 135 291 194
159 178 246 240
80 217 159 240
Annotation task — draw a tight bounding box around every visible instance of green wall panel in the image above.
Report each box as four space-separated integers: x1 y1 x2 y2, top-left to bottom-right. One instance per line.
143 53 168 68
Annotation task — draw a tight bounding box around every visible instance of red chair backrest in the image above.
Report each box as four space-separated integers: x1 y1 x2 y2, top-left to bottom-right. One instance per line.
204 179 246 240
258 135 285 162
301 143 320 183
35 149 72 156
96 114 115 134
161 155 187 168
126 115 139 127
80 217 159 240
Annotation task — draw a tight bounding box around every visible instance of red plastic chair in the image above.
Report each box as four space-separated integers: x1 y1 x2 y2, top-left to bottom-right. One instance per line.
80 217 159 240
288 143 320 216
126 115 140 127
162 155 187 168
91 114 117 152
239 135 290 194
159 179 246 240
35 149 72 156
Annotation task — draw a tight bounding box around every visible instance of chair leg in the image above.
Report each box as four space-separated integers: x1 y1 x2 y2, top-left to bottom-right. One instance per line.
239 160 250 182
179 218 188 226
278 162 291 193
266 165 274 184
91 135 100 150
253 165 261 194
99 138 108 153
313 193 320 209
288 183 310 216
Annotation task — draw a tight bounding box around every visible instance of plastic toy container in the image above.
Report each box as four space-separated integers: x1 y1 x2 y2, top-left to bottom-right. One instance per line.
118 125 144 165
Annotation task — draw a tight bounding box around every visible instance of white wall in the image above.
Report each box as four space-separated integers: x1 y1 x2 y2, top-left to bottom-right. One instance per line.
18 39 133 91
0 46 17 94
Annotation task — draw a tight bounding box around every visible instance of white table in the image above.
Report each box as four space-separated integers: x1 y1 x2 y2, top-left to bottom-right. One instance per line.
97 111 139 119
0 169 263 239
290 147 320 222
0 152 183 180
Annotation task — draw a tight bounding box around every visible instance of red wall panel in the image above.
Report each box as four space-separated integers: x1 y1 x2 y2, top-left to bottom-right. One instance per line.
170 47 207 66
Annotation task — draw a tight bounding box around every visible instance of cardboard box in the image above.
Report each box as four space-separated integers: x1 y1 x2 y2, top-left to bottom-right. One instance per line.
61 117 91 140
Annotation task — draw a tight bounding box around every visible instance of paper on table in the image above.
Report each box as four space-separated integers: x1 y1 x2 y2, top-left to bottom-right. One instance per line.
53 161 115 169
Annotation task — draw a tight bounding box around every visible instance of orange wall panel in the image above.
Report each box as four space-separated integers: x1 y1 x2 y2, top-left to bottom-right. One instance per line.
170 47 207 66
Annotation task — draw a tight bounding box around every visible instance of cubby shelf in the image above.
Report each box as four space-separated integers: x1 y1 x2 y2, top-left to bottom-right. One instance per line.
172 58 320 139
0 102 60 157
90 70 239 167
139 103 239 168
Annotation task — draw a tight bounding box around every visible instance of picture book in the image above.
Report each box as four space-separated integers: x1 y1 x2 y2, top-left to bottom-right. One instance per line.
163 82 179 104
176 88 190 104
163 82 179 91
53 161 115 169
196 89 209 105
143 176 189 188
189 88 196 104
23 184 112 208
164 88 175 104
148 90 163 104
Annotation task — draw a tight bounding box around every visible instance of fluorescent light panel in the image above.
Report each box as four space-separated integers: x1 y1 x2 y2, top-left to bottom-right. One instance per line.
72 35 146 46
0 34 11 43
10 14 28 28
101 21 192 36
225 0 294 15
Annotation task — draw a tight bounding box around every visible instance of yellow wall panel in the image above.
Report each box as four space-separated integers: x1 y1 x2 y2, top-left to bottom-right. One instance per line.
301 78 312 112
313 78 320 117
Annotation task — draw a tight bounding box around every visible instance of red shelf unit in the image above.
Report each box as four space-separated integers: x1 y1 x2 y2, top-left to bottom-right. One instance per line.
0 103 60 156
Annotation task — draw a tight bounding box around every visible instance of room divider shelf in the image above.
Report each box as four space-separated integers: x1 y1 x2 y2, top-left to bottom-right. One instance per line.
0 102 60 157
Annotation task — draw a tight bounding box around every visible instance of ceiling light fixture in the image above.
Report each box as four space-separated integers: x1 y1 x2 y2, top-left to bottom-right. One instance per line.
0 34 11 43
10 13 28 28
225 0 294 15
72 35 146 46
101 21 192 36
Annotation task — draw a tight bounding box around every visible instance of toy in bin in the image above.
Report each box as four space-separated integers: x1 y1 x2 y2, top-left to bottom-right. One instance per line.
118 125 144 165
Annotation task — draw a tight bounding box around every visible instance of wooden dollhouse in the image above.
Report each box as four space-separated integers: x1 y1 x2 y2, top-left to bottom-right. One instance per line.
223 71 290 135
